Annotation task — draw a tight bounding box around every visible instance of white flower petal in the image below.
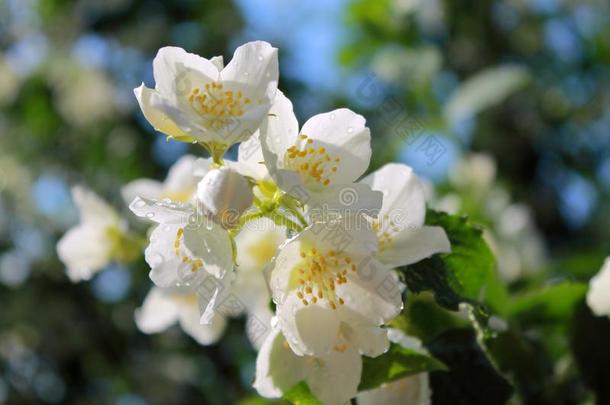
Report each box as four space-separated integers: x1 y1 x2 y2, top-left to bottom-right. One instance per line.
57 224 112 282
133 84 194 142
210 55 224 71
235 216 286 275
587 257 610 317
153 46 219 99
221 41 278 97
357 373 431 405
305 343 362 405
277 293 342 356
129 196 192 224
134 287 180 333
307 183 383 217
378 225 451 268
193 157 213 178
183 221 233 279
121 179 164 206
197 270 236 324
361 163 426 229
299 108 371 184
338 308 390 357
259 90 300 184
254 329 306 398
246 307 274 350
268 237 305 300
163 154 198 199
236 133 269 181
178 302 227 345
72 186 118 225
337 258 403 325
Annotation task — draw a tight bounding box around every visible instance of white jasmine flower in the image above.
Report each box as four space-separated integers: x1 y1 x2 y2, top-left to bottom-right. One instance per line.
233 217 287 348
134 41 278 154
267 215 402 357
587 257 610 317
361 163 451 267
254 328 362 405
357 329 432 405
260 91 382 213
122 155 203 204
235 131 270 181
197 166 254 227
129 197 232 288
135 286 226 345
57 186 135 282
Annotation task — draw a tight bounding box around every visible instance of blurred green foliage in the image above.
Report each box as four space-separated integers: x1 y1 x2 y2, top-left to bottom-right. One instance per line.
0 0 609 403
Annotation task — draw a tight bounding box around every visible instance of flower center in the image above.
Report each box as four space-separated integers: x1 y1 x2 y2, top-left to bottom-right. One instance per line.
294 247 357 310
163 189 193 203
188 82 250 118
284 134 340 187
247 233 282 267
173 227 204 272
371 214 401 253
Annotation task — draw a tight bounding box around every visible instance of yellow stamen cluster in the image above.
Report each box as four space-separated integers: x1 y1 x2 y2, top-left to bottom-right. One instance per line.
295 247 356 310
285 134 340 187
372 214 401 253
174 228 204 272
188 82 253 119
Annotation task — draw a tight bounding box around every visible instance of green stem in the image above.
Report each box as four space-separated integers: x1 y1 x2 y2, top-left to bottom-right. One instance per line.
268 212 304 233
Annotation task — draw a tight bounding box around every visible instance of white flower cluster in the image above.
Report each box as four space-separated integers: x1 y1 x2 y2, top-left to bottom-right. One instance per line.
57 41 452 404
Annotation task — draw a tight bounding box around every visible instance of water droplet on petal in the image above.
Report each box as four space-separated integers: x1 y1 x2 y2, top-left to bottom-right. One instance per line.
347 126 354 133
329 113 336 120
243 71 249 76
191 140 198 144
257 54 264 61
162 197 171 203
146 212 155 218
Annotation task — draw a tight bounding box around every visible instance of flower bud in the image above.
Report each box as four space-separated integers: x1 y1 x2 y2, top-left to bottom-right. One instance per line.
197 167 253 227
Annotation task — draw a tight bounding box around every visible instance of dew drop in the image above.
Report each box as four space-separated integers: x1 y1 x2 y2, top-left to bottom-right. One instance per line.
133 199 147 209
347 126 354 133
191 140 198 144
243 71 250 76
146 212 155 218
257 54 264 61
329 113 336 120
162 197 171 203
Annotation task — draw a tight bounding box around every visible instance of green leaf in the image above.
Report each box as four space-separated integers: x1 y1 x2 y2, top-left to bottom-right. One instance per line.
508 281 587 325
402 210 501 311
392 292 468 342
358 342 447 391
284 382 323 405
